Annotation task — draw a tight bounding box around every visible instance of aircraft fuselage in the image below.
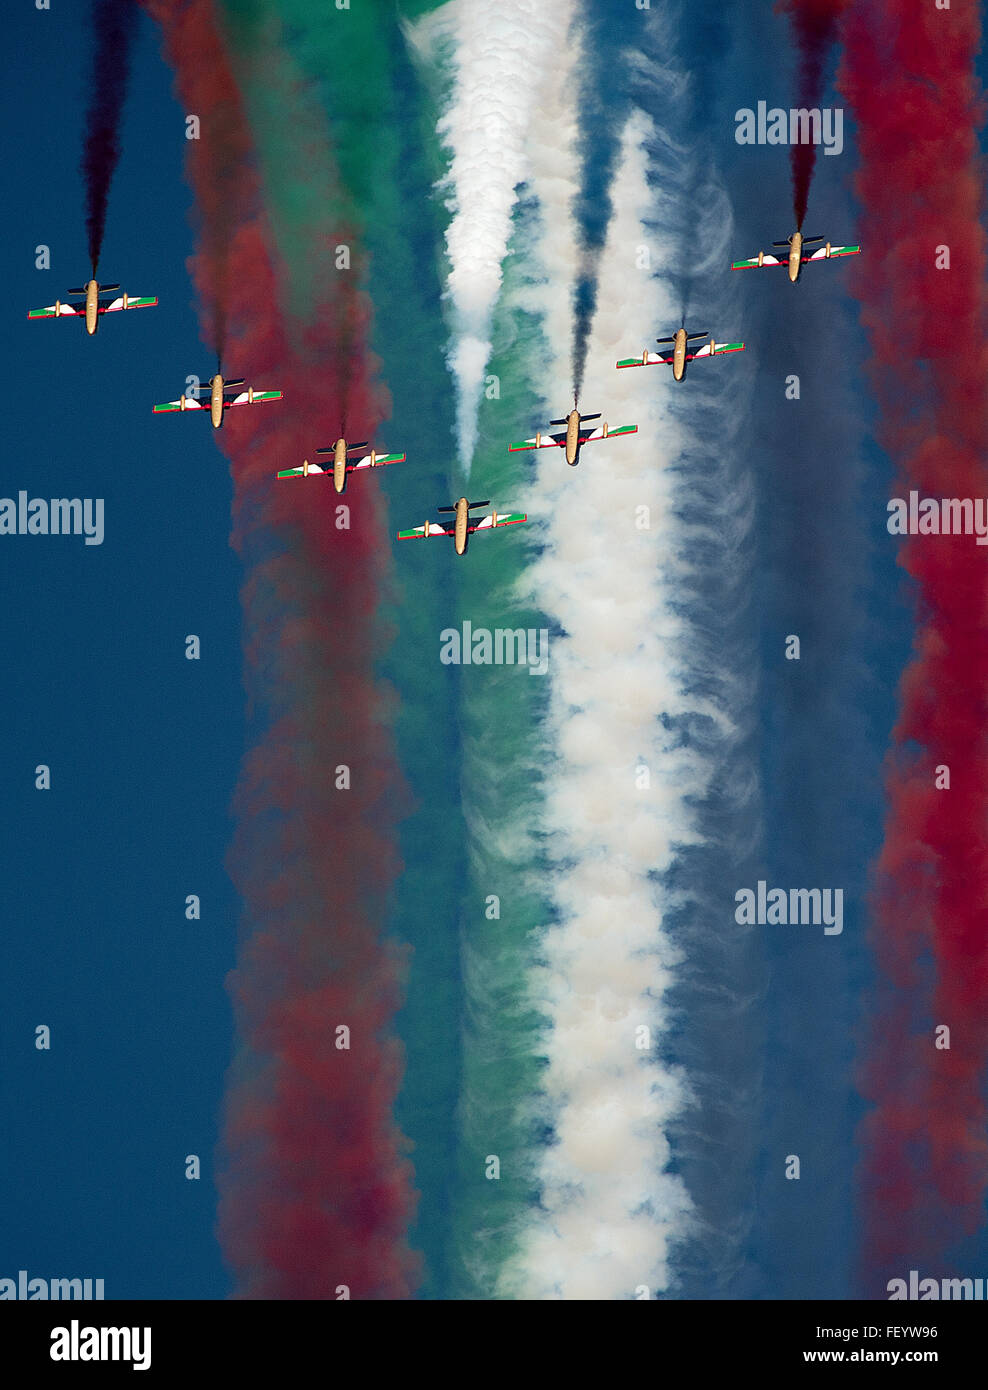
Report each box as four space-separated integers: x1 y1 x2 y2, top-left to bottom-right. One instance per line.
210 374 225 428
672 328 689 381
454 497 470 554
565 409 582 465
332 438 348 493
788 231 803 283
85 280 99 335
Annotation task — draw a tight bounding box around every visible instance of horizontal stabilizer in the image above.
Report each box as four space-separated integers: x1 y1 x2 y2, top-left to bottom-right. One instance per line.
469 499 491 508
579 412 602 422
437 505 456 513
655 336 676 345
549 417 568 426
347 441 370 452
687 331 709 340
223 378 246 388
803 234 824 242
100 283 120 292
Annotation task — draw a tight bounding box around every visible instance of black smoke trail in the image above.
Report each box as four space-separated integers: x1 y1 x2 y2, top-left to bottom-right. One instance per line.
83 0 141 275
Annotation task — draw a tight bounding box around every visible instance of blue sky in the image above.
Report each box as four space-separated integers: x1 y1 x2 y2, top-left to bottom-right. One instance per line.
1 3 237 1298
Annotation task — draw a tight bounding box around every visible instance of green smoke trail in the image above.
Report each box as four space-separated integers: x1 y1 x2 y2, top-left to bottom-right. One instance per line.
273 0 553 1298
441 198 553 1298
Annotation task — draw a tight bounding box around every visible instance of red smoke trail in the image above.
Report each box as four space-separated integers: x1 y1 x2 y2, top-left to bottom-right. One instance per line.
776 0 853 228
839 2 988 1287
143 0 420 1298
83 0 141 275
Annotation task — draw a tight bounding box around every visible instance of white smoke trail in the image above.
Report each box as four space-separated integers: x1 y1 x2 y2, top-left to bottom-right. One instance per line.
494 36 755 1298
405 0 575 473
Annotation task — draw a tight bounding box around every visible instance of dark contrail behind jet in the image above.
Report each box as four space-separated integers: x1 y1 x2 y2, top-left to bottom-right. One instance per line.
82 0 141 275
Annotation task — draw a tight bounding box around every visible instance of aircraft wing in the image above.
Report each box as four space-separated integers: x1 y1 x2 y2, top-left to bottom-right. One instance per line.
693 340 745 358
508 432 567 452
468 512 527 533
617 343 745 367
348 450 406 472
616 349 675 368
731 253 788 269
277 462 331 478
153 396 206 414
397 521 455 540
98 294 157 313
802 243 861 262
579 423 638 444
225 389 283 408
28 303 85 320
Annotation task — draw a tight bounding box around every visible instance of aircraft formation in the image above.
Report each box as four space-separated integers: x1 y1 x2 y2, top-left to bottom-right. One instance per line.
27 228 860 556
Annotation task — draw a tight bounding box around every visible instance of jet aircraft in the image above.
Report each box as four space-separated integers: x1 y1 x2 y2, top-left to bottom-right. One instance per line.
732 232 860 284
398 498 526 556
28 279 157 335
617 328 745 381
508 409 637 466
153 373 282 428
277 439 406 494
